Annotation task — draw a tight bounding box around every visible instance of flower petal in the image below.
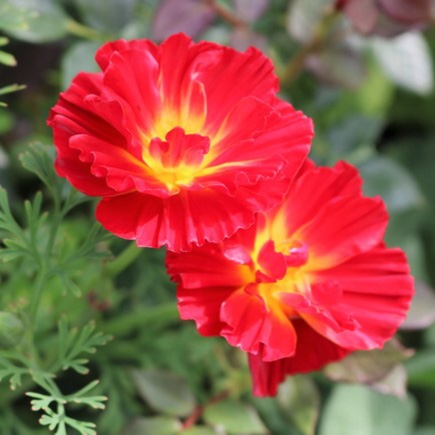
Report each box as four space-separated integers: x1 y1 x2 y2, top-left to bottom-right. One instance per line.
220 286 297 361
300 195 388 269
248 320 350 397
306 246 414 350
96 187 265 251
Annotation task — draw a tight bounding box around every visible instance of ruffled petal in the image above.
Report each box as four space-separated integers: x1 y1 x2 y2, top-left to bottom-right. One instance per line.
306 246 414 350
68 135 170 197
95 38 158 71
220 286 297 361
199 98 312 193
96 187 264 252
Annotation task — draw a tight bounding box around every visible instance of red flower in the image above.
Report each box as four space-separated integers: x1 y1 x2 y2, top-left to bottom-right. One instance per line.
48 33 313 252
166 160 414 396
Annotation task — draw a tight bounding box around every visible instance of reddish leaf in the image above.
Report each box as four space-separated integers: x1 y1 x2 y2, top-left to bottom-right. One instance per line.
378 0 432 25
323 338 414 393
152 0 216 42
233 0 270 23
400 281 435 330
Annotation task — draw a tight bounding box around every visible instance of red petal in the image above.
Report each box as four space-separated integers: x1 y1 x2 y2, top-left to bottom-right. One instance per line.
200 98 312 192
167 244 250 335
248 320 350 397
220 286 297 361
200 45 279 134
300 195 388 269
96 188 262 252
68 134 170 197
95 38 158 71
279 161 363 235
100 47 162 135
150 127 210 168
307 246 414 350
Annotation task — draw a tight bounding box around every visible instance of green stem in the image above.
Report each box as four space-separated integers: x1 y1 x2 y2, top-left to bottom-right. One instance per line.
65 19 103 41
102 303 179 336
106 242 142 278
29 264 48 327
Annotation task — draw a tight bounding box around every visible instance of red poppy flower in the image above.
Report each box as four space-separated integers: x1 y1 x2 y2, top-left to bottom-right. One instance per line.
47 33 313 252
166 160 414 396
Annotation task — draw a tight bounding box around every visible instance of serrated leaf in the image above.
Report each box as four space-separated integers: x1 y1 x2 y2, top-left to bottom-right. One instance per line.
371 32 433 95
131 369 195 417
203 399 267 435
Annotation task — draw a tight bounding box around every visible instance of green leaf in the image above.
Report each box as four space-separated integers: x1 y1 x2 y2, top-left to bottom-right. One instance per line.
61 41 100 90
414 427 435 435
121 417 182 435
0 2 35 32
4 0 69 43
0 312 25 349
73 0 139 32
406 348 435 389
276 376 320 435
319 384 417 435
203 399 268 435
359 156 425 214
371 33 433 95
57 319 112 374
131 369 196 417
0 50 16 67
324 115 382 166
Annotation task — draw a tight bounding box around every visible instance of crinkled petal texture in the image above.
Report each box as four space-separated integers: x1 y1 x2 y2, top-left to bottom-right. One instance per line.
166 160 414 396
48 33 313 252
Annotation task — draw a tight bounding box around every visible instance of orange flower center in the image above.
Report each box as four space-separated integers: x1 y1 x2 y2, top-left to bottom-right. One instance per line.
141 126 211 193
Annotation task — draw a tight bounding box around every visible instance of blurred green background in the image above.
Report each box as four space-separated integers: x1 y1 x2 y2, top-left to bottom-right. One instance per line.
0 0 435 434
